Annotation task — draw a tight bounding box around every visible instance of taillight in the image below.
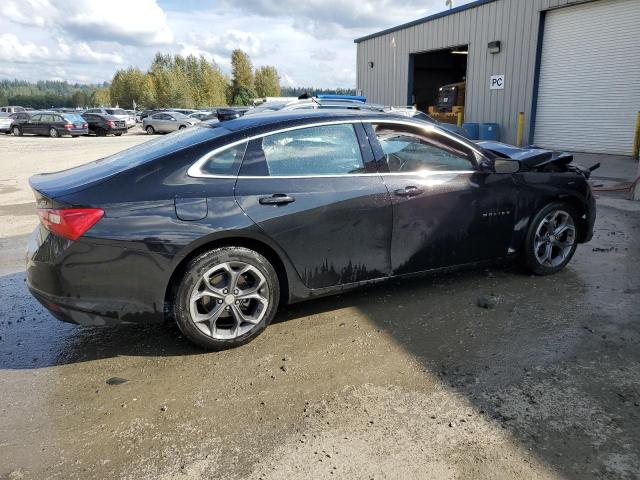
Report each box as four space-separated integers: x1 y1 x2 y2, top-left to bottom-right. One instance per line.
37 208 104 241
64 123 73 129
83 123 88 129
106 120 115 128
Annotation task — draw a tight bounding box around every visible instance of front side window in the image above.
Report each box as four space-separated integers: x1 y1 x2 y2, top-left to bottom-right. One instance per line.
260 124 365 176
373 123 474 173
200 142 248 176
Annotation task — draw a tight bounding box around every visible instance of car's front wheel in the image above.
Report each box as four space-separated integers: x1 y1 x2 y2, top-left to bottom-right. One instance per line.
173 247 280 350
49 127 59 138
12 126 21 136
523 203 579 275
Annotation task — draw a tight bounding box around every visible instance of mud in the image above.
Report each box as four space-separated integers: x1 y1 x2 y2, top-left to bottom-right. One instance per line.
0 134 639 479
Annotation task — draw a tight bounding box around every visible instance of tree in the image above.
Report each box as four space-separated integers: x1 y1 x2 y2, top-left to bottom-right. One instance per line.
110 67 155 109
91 87 111 107
230 49 255 105
254 66 281 98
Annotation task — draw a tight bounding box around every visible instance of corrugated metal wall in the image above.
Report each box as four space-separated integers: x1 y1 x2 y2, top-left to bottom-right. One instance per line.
355 0 600 144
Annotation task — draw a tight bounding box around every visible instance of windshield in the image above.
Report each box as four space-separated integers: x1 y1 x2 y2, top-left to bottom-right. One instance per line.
412 112 436 122
106 109 127 115
245 102 287 115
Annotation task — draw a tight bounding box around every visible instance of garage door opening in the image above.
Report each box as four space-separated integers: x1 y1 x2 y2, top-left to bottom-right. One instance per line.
409 46 468 124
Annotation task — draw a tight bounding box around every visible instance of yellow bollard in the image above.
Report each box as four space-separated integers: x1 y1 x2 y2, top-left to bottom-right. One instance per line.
633 111 640 160
457 111 463 127
516 112 525 147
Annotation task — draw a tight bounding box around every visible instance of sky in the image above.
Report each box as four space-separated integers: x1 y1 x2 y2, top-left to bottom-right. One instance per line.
0 0 473 88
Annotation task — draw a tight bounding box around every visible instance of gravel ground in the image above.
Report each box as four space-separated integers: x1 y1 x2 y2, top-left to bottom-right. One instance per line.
0 132 638 479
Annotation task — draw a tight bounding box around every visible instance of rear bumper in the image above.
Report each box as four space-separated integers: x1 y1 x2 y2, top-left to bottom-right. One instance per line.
66 128 88 136
26 225 167 326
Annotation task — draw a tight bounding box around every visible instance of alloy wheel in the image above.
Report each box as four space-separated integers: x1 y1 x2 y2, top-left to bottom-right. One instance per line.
533 209 576 267
189 261 269 340
49 128 58 138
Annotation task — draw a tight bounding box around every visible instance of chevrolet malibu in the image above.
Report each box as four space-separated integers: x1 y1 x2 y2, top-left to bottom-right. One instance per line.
27 111 596 350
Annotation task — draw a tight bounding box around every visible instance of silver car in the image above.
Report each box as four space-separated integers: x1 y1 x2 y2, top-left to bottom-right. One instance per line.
142 111 200 134
0 113 13 133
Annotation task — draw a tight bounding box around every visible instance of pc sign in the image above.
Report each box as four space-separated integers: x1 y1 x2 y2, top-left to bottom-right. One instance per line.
490 75 505 90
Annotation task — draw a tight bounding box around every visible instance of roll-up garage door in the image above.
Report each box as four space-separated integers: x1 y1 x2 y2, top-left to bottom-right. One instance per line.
534 0 640 155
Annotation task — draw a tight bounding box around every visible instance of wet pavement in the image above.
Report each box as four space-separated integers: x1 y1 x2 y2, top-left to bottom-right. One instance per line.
0 199 639 479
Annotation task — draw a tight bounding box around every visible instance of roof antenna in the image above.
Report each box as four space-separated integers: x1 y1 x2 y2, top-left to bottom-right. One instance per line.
446 0 454 9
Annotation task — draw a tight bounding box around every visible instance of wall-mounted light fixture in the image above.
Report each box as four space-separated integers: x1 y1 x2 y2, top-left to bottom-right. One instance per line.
488 41 501 54
368 61 375 68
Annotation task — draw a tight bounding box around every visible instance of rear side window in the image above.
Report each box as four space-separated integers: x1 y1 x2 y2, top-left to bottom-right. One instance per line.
199 142 248 176
259 124 365 176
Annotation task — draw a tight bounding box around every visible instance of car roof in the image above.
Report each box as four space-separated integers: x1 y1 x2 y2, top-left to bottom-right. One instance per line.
216 109 418 134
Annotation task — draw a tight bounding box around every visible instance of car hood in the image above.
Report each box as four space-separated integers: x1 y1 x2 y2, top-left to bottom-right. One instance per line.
476 141 573 169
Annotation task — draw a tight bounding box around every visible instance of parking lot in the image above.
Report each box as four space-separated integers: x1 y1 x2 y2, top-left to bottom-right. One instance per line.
1 132 639 479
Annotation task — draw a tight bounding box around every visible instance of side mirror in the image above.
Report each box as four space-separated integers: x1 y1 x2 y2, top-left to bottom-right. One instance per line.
494 159 520 174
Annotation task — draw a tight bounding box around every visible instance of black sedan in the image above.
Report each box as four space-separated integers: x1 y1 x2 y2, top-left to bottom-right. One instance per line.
12 111 88 137
26 111 596 350
82 113 127 136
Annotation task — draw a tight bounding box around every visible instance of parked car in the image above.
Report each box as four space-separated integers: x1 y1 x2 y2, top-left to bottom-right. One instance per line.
11 111 87 137
82 113 127 136
189 111 218 121
84 108 135 129
1 106 26 114
142 111 200 134
0 114 13 133
26 110 596 350
125 110 140 123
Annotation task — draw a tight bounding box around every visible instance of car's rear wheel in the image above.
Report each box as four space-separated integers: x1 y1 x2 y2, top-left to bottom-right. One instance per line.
523 203 578 275
114 132 123 136
179 125 186 130
12 126 21 136
96 128 107 137
173 247 280 350
146 126 155 135
49 127 59 138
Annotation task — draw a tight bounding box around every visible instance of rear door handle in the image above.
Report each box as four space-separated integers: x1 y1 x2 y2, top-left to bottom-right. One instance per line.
258 194 296 205
393 186 424 197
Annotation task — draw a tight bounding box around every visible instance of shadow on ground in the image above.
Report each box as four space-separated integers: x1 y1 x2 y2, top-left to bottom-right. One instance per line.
1 204 639 479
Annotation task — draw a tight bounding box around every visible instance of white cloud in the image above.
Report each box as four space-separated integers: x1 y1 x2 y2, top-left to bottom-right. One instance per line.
0 0 173 46
182 30 264 58
0 33 123 64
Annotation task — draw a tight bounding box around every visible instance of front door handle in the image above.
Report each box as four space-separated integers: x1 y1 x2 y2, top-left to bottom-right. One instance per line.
258 194 296 205
393 186 424 197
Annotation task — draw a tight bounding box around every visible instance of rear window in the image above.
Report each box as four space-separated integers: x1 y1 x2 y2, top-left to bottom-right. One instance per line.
64 114 84 122
106 109 126 115
37 125 229 186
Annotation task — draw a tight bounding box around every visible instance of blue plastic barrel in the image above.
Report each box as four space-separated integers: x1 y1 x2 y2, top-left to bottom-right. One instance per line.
480 123 500 141
462 122 479 140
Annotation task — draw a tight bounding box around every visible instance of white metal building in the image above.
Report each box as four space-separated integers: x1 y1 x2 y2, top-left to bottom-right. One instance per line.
355 0 640 154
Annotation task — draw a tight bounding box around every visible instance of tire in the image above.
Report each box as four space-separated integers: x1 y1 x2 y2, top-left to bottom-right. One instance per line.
12 126 21 136
96 128 107 137
523 202 579 275
146 126 155 135
179 125 186 130
173 247 280 350
114 132 123 136
49 127 59 138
